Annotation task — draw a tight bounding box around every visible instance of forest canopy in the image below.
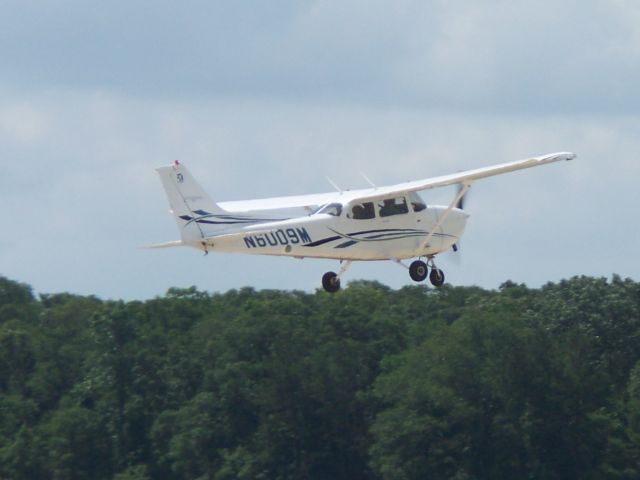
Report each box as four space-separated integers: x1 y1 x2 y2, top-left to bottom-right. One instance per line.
1 275 639 479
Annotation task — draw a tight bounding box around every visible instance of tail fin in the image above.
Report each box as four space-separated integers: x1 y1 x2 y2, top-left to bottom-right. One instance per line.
156 161 229 246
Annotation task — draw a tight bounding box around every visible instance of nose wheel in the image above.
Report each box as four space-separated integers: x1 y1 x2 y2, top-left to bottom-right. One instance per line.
429 266 445 287
409 258 445 287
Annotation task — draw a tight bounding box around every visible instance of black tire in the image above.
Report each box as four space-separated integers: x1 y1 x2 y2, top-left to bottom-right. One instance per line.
409 260 428 282
429 268 445 287
322 271 341 293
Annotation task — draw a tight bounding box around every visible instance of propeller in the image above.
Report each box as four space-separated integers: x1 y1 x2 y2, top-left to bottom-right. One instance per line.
455 183 469 210
451 183 471 259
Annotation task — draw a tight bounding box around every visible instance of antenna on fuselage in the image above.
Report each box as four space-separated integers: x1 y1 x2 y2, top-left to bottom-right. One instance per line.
360 172 377 189
326 176 343 193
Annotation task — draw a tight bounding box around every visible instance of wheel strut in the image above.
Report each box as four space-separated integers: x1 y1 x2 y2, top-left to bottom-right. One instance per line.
337 260 352 280
425 256 445 287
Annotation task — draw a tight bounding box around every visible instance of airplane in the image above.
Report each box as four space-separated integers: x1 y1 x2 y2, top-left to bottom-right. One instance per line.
151 152 575 292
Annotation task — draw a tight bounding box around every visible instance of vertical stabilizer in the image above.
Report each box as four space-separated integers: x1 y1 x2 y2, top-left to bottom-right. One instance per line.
156 161 228 246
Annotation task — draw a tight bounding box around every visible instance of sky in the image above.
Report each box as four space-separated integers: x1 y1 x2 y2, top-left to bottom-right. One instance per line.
1 0 639 300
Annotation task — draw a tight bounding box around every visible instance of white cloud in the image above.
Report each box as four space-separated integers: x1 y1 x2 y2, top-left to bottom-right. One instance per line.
1 1 639 298
0 90 638 299
0 102 48 143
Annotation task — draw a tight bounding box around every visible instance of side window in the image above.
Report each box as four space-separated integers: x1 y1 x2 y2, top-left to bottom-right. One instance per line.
378 197 409 217
349 202 375 220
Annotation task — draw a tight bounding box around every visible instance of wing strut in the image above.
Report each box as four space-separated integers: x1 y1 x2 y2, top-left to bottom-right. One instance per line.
421 182 472 251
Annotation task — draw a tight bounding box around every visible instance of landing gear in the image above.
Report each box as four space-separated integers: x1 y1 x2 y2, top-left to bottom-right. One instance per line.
322 271 340 293
429 267 445 287
409 260 428 282
407 257 446 287
322 261 352 293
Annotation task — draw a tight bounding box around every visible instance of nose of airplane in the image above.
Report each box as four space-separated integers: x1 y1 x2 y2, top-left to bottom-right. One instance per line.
447 208 469 236
451 207 469 219
454 208 470 219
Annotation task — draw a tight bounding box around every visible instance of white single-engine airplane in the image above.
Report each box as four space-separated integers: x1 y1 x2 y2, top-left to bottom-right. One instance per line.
152 152 575 292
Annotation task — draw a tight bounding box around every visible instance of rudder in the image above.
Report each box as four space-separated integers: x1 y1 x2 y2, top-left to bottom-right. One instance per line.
156 161 228 245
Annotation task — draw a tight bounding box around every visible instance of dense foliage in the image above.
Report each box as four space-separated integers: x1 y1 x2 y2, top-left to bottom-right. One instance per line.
1 274 640 479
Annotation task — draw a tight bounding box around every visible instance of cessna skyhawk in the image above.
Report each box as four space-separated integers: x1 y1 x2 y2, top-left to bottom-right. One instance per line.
151 152 575 292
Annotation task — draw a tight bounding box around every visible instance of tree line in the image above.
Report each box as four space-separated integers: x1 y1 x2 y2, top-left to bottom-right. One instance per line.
1 274 639 479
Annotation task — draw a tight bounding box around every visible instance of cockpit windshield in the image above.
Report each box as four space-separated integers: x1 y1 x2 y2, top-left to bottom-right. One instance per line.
313 202 342 217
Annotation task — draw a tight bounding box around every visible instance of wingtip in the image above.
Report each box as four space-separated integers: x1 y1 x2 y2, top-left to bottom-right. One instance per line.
542 152 576 162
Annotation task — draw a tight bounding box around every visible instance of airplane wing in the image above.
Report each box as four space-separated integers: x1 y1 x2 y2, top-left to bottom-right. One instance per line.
344 151 576 203
219 192 347 212
217 152 575 212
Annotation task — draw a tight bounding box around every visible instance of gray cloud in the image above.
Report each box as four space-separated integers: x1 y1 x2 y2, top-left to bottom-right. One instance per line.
2 1 639 112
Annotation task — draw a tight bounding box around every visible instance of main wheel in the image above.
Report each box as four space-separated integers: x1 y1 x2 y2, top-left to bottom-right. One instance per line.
409 260 428 282
322 271 341 293
429 268 445 287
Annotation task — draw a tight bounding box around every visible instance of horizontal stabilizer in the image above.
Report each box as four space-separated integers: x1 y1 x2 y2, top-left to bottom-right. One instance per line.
140 240 184 249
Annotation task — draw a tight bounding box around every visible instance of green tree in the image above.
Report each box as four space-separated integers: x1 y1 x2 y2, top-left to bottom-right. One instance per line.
43 406 111 480
370 301 617 480
0 275 639 479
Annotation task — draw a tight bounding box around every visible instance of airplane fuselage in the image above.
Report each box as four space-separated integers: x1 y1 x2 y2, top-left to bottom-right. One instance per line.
195 205 468 261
